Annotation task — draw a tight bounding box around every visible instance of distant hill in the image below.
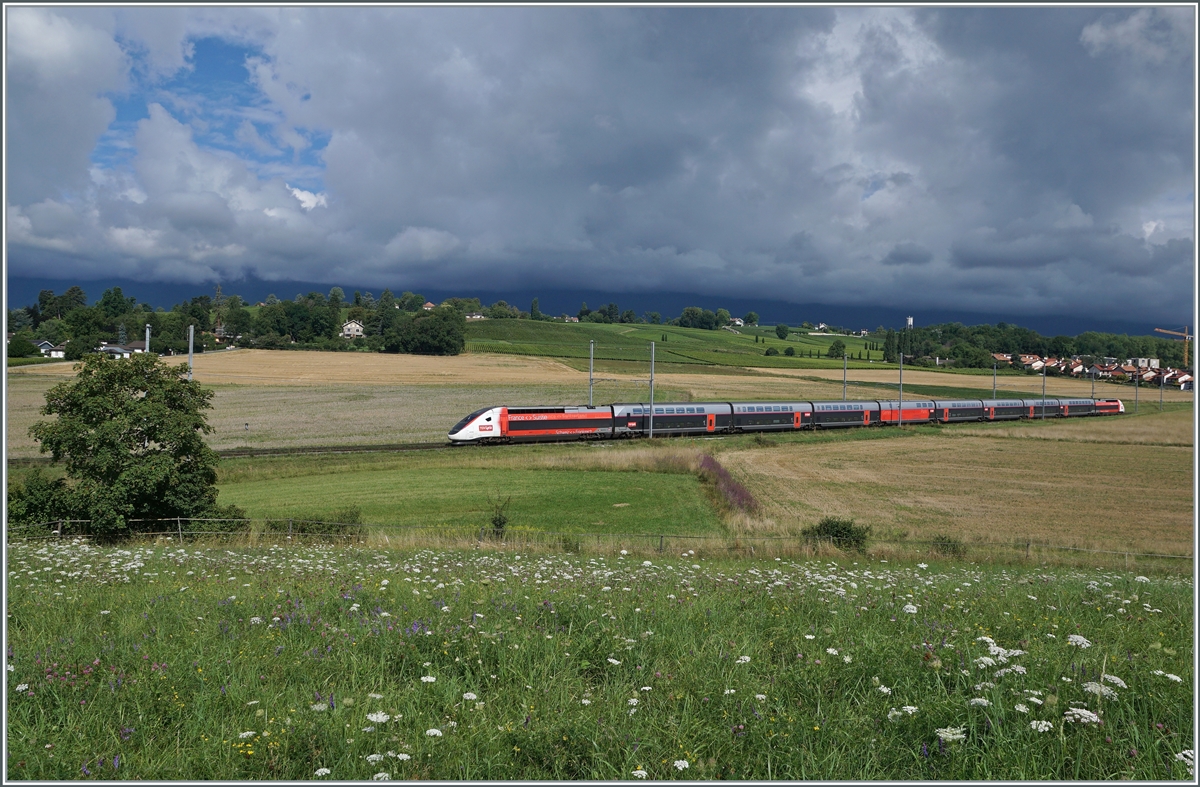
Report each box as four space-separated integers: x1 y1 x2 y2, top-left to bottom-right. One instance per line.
5 275 1177 338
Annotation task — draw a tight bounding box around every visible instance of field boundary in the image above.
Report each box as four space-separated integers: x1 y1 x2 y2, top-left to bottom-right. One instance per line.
11 519 1193 564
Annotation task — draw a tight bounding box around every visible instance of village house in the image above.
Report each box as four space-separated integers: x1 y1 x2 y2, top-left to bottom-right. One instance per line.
34 339 55 355
422 301 436 311
464 313 486 320
341 319 364 339
729 317 744 327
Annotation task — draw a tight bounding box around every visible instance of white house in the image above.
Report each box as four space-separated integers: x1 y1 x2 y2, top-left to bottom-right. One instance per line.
341 319 364 339
729 317 745 327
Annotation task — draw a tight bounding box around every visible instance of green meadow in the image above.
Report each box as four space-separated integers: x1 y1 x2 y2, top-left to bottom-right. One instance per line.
5 542 1193 780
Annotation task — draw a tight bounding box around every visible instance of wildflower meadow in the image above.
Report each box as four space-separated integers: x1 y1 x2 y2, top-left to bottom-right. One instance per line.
5 540 1193 780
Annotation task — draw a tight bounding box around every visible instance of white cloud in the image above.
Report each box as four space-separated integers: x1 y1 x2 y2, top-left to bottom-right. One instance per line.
1081 8 1194 64
288 184 327 211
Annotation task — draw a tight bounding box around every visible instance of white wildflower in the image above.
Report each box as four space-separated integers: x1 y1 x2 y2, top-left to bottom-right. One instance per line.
974 656 996 668
902 706 918 715
628 698 639 706
935 726 967 742
368 693 383 699
239 731 256 739
673 759 689 771
724 689 735 695
1066 634 1091 649
902 603 918 614
462 692 477 701
581 699 591 705
736 655 750 664
420 676 435 683
1175 750 1194 777
1030 720 1054 733
15 684 28 692
969 697 991 707
425 728 442 737
314 767 331 776
631 768 648 779
804 634 815 640
887 708 903 721
1063 707 1101 724
1015 703 1029 713
366 711 390 724
394 753 411 761
1083 681 1117 699
878 685 892 695
372 773 390 780
1134 576 1149 583
366 754 386 764
607 658 621 665
311 703 327 711
826 648 839 656
641 686 652 692
755 694 766 701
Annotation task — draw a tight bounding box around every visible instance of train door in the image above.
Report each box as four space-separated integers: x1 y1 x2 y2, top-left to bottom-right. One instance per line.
793 412 802 429
706 413 716 432
499 407 509 437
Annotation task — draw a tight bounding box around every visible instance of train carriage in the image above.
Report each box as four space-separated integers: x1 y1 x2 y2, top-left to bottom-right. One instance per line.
501 405 614 442
810 400 878 428
1023 398 1065 419
733 401 812 430
932 399 986 423
981 399 1026 421
876 400 935 425
1060 398 1096 416
646 402 732 435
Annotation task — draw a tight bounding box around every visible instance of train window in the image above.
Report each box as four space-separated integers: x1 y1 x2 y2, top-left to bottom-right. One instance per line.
666 407 675 414
686 407 695 414
697 407 705 413
655 408 664 414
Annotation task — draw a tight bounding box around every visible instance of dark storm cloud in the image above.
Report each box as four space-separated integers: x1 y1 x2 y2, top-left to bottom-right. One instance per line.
4 6 1193 322
881 242 933 267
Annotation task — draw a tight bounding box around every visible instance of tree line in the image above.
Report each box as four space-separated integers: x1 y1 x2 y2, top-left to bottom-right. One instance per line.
7 285 1188 369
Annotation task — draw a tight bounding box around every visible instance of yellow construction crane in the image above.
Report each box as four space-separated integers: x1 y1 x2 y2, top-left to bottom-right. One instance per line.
1154 325 1192 367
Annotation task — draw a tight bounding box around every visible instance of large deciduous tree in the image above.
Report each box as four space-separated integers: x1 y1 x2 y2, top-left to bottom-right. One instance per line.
25 353 239 536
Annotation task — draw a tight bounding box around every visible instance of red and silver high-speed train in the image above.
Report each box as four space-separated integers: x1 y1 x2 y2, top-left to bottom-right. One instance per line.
448 397 1124 444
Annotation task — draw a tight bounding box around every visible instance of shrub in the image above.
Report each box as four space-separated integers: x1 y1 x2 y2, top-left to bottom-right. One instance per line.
802 516 871 553
764 347 779 356
930 533 967 558
7 336 39 358
489 495 511 538
784 346 795 356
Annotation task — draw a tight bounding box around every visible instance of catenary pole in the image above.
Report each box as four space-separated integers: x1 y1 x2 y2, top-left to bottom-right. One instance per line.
188 324 194 381
993 362 997 399
898 340 904 425
843 353 847 400
1041 362 1046 419
145 324 151 356
648 342 655 438
589 340 594 407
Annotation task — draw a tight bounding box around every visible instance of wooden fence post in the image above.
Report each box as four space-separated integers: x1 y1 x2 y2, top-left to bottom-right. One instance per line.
178 517 184 544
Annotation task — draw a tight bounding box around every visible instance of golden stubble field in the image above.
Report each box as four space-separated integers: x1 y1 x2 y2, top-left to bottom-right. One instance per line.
718 410 1194 555
757 365 1196 402
7 351 857 457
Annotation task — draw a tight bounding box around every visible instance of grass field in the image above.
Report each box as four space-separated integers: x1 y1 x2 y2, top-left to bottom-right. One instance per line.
466 320 885 369
5 541 1193 780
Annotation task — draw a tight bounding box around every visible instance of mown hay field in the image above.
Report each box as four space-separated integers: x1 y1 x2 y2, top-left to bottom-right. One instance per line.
718 427 1193 556
759 366 1196 403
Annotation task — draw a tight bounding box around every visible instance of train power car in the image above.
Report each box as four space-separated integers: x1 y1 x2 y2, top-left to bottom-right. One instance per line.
448 396 1125 444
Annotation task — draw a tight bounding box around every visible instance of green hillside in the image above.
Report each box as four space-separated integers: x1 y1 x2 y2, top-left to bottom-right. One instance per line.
465 320 883 369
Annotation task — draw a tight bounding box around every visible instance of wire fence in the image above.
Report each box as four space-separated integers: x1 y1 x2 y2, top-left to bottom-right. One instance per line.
7 519 1192 568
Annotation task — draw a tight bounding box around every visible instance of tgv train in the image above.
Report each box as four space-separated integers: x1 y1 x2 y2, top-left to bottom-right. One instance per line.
447 397 1125 444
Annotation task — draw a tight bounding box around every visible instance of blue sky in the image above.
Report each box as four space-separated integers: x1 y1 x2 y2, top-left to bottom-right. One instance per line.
5 6 1195 324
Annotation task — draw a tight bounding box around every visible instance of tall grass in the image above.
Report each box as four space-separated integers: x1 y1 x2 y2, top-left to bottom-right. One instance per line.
6 541 1192 780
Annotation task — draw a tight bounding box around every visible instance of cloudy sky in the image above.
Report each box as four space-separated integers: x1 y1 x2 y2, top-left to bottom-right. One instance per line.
5 6 1195 322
